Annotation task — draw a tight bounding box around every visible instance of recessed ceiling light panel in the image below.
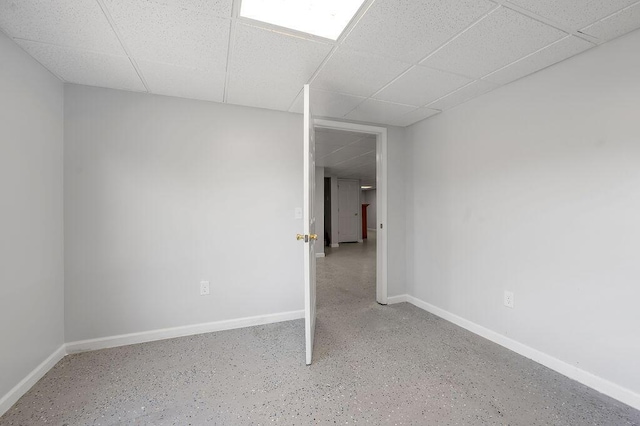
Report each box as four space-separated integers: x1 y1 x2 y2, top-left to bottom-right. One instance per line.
240 0 366 40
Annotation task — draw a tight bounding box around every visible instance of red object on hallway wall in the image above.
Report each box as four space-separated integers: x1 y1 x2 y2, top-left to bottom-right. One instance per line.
362 204 369 239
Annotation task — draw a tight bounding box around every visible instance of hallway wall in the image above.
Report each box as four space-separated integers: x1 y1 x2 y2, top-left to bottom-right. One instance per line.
315 166 325 255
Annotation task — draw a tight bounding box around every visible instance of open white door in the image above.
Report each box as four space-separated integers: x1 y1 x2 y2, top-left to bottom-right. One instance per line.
302 84 316 365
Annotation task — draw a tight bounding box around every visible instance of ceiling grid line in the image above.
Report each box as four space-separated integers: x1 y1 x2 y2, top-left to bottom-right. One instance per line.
480 35 593 82
222 0 241 103
418 5 502 65
2 0 639 127
317 135 371 160
577 0 640 42
337 3 503 121
495 1 577 34
94 0 149 92
285 0 378 112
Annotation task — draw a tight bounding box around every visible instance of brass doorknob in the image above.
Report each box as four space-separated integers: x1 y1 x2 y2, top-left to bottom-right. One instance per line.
309 234 318 240
296 234 305 240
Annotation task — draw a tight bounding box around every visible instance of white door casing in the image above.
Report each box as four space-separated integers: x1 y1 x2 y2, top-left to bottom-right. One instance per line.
313 120 388 305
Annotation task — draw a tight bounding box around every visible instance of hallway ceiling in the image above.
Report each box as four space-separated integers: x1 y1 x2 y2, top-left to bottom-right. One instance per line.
316 128 376 187
1 0 639 127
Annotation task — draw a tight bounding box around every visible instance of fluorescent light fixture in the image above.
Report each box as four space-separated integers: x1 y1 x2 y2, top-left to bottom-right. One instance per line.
361 185 373 190
240 0 367 40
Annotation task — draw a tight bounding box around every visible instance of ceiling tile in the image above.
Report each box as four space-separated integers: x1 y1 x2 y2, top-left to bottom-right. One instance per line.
344 0 496 63
313 47 410 97
422 7 566 79
345 99 416 126
374 65 472 106
136 60 225 102
145 0 232 18
319 144 376 167
226 24 333 111
0 0 124 55
388 107 440 127
104 0 231 70
290 89 365 118
17 40 145 91
508 0 638 30
426 80 498 111
484 36 593 85
316 128 370 146
329 155 375 171
581 3 640 43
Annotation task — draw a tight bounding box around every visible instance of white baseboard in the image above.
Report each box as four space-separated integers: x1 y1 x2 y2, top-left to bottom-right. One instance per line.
367 228 376 231
357 239 363 243
386 294 408 304
66 310 304 354
330 243 339 248
1 310 305 417
315 253 325 258
403 294 640 411
0 345 66 417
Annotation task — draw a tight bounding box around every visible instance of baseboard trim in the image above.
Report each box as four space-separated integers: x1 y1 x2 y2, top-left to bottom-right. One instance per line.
386 294 408 304
1 310 305 417
0 345 67 417
66 309 304 354
315 253 325 258
403 295 640 411
330 243 339 248
367 228 376 231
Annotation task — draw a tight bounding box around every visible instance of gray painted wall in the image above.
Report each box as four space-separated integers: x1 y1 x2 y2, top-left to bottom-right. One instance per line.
0 33 64 398
64 85 305 341
64 85 407 341
406 29 640 395
315 167 325 254
387 127 407 298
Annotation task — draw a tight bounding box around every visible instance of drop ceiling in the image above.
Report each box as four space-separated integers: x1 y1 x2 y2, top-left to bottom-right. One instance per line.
316 128 376 187
1 0 639 127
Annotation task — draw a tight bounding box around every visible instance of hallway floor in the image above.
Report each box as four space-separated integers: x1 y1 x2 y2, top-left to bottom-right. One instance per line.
2 233 639 425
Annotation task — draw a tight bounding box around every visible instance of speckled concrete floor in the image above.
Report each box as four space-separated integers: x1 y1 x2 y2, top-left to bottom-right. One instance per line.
2 233 639 425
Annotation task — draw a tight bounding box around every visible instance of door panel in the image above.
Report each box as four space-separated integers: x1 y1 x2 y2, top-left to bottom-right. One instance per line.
338 179 360 242
303 85 316 365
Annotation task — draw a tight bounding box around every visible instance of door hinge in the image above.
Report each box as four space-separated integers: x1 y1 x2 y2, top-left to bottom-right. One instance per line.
380 224 383 229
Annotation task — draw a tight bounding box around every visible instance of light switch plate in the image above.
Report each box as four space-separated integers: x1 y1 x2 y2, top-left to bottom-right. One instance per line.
294 207 303 219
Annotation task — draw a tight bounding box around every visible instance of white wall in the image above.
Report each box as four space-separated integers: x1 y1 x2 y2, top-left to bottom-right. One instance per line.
364 190 377 230
64 85 305 341
0 33 64 399
315 166 325 254
387 127 408 298
406 29 640 399
329 176 339 247
63 85 408 340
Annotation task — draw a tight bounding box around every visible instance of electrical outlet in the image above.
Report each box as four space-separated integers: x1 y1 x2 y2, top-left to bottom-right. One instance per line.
200 281 210 296
504 291 514 308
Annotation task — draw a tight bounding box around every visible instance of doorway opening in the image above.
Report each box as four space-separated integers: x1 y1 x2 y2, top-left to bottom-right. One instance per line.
313 120 388 305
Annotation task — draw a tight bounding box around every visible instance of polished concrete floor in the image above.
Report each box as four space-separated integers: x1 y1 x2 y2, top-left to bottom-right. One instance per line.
2 232 639 425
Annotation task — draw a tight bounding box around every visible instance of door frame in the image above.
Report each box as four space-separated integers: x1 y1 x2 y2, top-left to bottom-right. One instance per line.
313 119 388 305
